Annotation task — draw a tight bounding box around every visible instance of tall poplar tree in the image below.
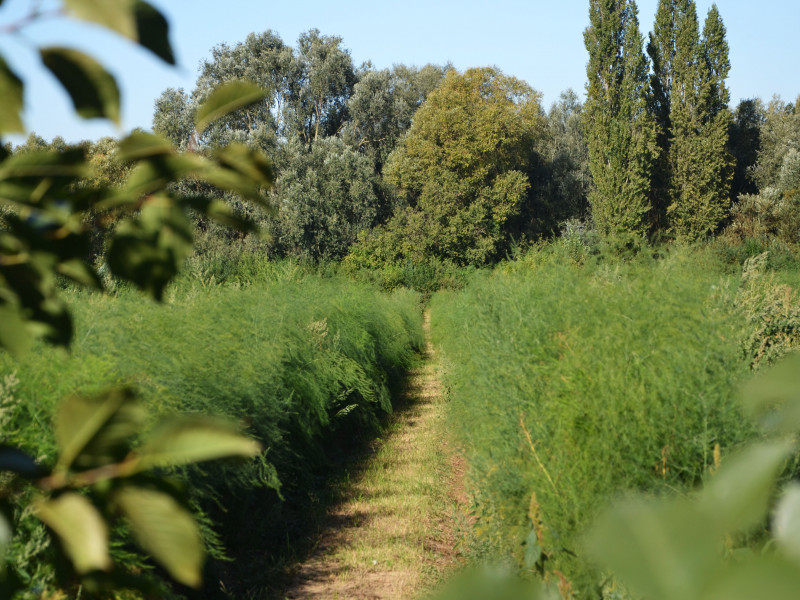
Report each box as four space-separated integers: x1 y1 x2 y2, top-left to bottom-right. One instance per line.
656 1 734 239
584 0 657 240
646 0 678 227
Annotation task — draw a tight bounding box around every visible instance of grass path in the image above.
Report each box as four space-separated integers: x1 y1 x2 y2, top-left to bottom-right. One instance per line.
283 310 468 599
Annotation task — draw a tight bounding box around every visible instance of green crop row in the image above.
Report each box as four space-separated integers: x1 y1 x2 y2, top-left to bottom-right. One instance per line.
429 246 759 595
0 275 423 597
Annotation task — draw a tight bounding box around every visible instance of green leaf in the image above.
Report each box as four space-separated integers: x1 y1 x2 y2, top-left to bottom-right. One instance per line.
113 486 203 588
194 81 266 135
697 439 794 533
33 493 111 574
0 55 24 134
701 556 800 600
133 1 175 65
40 47 120 124
136 416 261 471
63 0 174 65
179 196 260 233
586 498 719 600
117 131 175 161
0 305 33 355
742 354 800 434
0 508 11 572
63 0 137 39
55 387 144 471
523 528 542 570
0 446 42 478
56 258 102 289
773 483 800 564
106 195 194 300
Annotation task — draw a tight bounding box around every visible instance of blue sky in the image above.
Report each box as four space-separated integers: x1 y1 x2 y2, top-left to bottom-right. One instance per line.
1 0 798 143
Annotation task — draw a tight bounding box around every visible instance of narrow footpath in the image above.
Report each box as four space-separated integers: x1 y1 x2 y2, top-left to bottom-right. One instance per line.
284 311 469 599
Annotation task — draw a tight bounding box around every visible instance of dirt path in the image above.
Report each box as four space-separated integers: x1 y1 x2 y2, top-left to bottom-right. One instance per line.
283 311 468 599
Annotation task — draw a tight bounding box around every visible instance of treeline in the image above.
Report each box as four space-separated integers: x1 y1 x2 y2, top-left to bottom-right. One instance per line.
14 3 800 272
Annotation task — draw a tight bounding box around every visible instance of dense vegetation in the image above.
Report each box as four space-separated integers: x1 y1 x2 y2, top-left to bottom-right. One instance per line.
0 270 423 597
429 245 771 593
1 0 800 598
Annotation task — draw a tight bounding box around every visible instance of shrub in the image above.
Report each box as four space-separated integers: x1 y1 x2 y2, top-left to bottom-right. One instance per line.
430 248 755 594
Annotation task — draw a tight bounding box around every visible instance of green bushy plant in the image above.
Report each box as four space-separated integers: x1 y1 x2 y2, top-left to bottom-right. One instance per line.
0 276 423 597
736 252 800 370
430 248 755 595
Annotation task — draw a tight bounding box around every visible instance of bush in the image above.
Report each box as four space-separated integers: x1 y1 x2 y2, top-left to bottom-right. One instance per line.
429 248 755 594
0 276 423 596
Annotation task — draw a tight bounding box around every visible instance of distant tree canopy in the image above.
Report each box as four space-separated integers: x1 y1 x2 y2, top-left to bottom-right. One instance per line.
348 67 545 267
151 30 452 261
144 18 795 263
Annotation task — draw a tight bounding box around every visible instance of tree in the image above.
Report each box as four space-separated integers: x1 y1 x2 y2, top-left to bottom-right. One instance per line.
651 1 734 239
350 67 544 267
343 63 449 172
269 136 383 260
152 87 195 150
584 0 658 241
535 90 592 229
730 98 766 199
288 29 356 147
751 96 800 192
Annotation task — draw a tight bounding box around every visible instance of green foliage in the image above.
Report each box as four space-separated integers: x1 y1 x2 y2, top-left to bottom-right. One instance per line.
0 387 259 595
729 98 766 199
584 0 658 239
666 2 734 239
0 275 423 596
342 63 449 172
536 90 592 229
736 252 800 370
585 353 800 600
429 247 755 595
353 67 544 267
750 96 800 192
268 136 385 260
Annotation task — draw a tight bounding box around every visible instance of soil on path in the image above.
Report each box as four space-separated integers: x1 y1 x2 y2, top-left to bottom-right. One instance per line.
283 311 469 599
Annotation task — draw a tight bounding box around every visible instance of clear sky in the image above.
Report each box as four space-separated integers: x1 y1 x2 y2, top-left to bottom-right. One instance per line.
1 0 798 143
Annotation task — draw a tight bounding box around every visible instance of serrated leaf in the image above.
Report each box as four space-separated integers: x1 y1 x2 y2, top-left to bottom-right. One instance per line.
697 439 794 534
586 498 719 600
33 493 111 574
523 529 542 570
40 47 120 124
133 1 174 65
0 446 42 478
0 149 89 186
114 486 203 588
136 417 261 471
194 81 266 135
0 55 24 134
773 483 800 564
55 387 144 471
63 0 137 39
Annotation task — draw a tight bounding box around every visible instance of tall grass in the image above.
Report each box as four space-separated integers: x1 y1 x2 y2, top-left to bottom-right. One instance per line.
429 245 757 594
0 275 423 597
